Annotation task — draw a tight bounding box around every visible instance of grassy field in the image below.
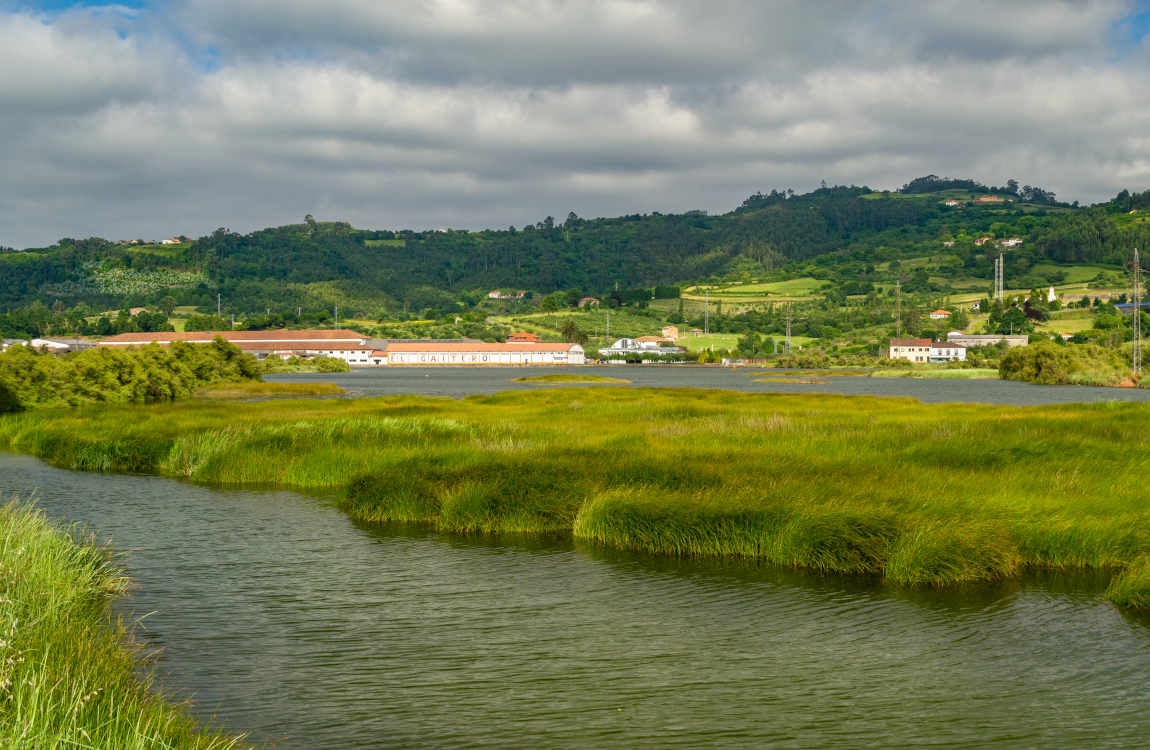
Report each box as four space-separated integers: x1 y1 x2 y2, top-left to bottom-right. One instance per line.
683 278 826 303
3 389 1150 607
0 501 249 749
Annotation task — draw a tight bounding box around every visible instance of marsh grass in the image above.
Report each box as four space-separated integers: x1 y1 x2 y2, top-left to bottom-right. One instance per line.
4 387 1150 607
194 382 345 399
512 374 631 384
0 501 249 749
871 369 1000 380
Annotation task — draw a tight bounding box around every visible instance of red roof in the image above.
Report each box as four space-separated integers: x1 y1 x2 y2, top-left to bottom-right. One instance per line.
386 342 579 353
889 338 931 347
931 310 951 315
98 329 366 345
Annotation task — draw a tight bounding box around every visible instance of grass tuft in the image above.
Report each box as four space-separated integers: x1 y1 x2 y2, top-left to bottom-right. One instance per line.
0 500 249 749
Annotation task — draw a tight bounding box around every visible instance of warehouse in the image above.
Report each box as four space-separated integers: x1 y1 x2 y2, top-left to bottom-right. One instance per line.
384 341 585 366
96 329 378 364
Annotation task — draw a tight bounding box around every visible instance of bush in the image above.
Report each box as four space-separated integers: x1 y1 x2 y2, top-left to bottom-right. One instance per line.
999 341 1129 386
0 339 261 410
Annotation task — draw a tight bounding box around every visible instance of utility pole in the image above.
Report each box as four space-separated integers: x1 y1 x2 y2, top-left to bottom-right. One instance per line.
704 289 710 335
784 302 793 355
1133 247 1143 375
606 309 610 341
217 293 221 317
335 305 339 329
995 251 1004 302
895 280 902 337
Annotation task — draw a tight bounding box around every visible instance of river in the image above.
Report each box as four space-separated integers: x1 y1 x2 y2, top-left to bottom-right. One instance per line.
268 366 1150 405
4 452 1149 748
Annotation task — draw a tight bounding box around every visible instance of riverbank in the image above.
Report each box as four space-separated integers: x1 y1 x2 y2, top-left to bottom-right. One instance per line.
2 388 1149 607
0 501 249 749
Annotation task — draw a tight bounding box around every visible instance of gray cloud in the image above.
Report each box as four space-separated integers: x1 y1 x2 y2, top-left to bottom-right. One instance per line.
1 0 1149 247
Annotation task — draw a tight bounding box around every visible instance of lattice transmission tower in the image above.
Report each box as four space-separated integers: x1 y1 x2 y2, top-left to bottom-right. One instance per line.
1133 247 1143 375
994 251 1004 302
784 302 793 355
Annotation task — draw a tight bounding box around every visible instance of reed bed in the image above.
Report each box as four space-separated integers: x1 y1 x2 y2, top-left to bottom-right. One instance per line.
3 388 1150 608
0 501 250 749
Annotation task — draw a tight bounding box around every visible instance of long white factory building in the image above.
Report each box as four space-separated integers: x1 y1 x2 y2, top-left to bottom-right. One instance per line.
96 330 585 366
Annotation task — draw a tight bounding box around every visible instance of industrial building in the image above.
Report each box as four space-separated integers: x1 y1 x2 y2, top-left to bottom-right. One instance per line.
384 341 585 366
96 329 587 366
97 329 380 364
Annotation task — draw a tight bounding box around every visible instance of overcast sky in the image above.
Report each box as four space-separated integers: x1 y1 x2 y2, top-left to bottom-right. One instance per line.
3 0 1150 247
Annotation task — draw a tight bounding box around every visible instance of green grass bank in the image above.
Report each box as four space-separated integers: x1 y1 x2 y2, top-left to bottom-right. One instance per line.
3 389 1150 608
0 501 249 749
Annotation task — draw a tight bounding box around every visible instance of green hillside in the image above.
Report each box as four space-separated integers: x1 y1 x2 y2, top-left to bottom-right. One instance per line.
3 177 1150 354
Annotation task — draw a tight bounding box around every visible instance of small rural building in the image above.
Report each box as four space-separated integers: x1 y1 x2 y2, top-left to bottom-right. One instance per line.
487 289 526 300
661 325 680 340
974 236 993 246
930 341 966 362
507 331 542 343
577 297 600 308
889 338 932 363
688 328 704 336
1000 237 1023 248
929 309 951 320
385 342 585 366
943 200 961 207
945 332 1028 348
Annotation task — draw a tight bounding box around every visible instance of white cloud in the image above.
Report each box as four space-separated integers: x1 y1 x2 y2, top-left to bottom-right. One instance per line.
1 1 1149 247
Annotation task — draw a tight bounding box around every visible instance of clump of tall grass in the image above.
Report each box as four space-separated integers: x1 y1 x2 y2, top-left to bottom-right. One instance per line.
885 522 1021 586
0 500 249 749
1106 556 1150 609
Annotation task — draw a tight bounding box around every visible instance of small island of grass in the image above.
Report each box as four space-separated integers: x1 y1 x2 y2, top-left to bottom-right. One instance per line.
194 381 346 399
512 374 631 384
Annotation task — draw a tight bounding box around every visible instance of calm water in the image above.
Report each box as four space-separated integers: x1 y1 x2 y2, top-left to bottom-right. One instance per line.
4 453 1150 748
270 366 1150 405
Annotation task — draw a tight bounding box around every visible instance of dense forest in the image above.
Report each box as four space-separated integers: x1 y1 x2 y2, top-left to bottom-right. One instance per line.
3 179 1150 323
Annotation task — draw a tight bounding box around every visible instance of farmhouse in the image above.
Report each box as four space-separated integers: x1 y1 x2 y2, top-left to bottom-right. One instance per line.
385 341 585 366
930 341 966 362
889 338 932 363
661 325 680 340
929 309 951 320
507 331 542 343
577 297 600 308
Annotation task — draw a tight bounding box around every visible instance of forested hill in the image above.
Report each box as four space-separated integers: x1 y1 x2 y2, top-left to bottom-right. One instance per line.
3 179 1150 317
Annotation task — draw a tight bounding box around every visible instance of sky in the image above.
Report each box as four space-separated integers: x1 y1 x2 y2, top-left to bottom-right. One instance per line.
3 1 1150 247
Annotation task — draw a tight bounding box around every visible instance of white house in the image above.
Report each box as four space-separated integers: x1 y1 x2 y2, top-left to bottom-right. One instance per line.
929 309 952 320
930 341 966 362
889 338 932 363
